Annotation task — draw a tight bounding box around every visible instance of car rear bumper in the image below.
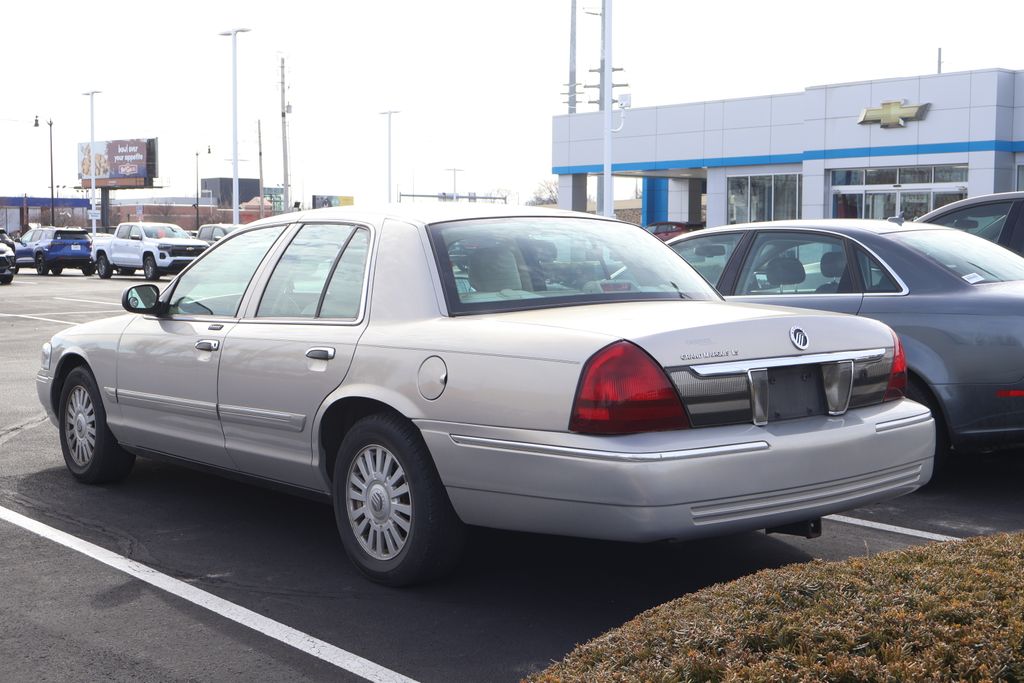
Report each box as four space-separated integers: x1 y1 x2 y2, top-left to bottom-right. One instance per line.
45 256 93 267
419 399 934 542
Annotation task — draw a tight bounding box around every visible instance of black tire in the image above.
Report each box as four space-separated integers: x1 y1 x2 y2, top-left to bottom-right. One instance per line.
906 377 951 475
58 367 135 484
120 268 137 276
0 275 12 285
35 254 48 276
333 412 465 586
11 264 18 274
143 254 160 281
49 265 63 276
96 253 113 279
81 264 96 276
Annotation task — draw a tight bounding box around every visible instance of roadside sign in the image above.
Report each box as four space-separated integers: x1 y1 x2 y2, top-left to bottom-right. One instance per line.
87 209 101 220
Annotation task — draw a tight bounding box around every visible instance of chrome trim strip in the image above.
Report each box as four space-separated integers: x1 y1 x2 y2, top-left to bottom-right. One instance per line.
219 404 307 432
690 348 886 377
117 389 217 417
449 434 770 462
875 411 933 433
102 386 117 401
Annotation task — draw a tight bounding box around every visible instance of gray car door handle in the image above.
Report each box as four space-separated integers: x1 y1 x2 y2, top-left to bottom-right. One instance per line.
195 339 220 352
305 347 335 360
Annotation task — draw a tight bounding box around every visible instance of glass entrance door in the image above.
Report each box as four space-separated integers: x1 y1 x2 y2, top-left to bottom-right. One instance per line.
865 192 896 219
899 192 931 221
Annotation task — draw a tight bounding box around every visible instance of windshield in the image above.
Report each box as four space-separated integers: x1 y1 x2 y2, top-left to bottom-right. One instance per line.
142 224 190 239
893 229 1024 284
428 217 720 314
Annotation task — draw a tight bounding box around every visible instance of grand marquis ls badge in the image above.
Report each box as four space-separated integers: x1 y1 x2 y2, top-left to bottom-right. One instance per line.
790 326 809 350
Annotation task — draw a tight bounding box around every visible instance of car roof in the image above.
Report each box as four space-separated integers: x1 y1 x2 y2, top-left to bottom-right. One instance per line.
917 191 1024 222
667 218 955 244
243 204 622 231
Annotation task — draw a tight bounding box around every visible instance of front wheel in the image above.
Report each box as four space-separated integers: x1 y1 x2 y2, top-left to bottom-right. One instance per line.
906 377 951 475
58 367 135 484
35 254 48 276
96 253 113 279
333 412 465 586
143 254 160 281
0 275 12 285
49 265 63 276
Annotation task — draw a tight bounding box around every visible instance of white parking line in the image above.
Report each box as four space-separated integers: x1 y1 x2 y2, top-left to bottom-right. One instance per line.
825 514 961 542
0 313 76 325
0 504 418 683
54 297 122 306
11 280 38 285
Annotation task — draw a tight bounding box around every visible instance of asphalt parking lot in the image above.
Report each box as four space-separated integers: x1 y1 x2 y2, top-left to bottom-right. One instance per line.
1 270 1022 682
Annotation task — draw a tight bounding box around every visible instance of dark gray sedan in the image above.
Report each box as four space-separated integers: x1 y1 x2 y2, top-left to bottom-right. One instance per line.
669 219 1024 461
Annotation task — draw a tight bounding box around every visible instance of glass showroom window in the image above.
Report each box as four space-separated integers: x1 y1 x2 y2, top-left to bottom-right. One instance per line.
828 165 967 219
727 174 802 224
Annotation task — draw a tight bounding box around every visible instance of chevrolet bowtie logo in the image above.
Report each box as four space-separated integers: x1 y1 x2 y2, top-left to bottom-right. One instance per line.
858 100 930 128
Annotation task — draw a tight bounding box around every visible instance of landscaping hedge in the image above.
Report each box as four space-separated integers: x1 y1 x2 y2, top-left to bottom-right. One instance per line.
528 532 1024 682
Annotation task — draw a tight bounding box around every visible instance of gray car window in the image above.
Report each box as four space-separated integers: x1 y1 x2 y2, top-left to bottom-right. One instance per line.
319 228 369 319
671 233 741 287
855 249 900 293
926 201 1013 243
257 224 355 318
115 224 132 239
893 230 1024 284
168 226 285 316
736 232 850 295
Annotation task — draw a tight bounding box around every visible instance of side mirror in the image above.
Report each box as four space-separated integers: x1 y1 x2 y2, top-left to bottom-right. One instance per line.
129 234 142 241
122 284 164 315
212 235 223 242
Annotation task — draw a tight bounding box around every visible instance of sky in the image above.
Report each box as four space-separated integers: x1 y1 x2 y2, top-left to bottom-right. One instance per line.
1 0 1022 209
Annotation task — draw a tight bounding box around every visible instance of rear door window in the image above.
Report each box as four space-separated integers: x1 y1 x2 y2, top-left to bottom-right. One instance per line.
257 224 356 318
736 232 852 295
925 201 1013 244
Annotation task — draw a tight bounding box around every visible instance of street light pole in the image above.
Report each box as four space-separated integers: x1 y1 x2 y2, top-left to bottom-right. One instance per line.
380 110 399 203
601 0 613 217
220 28 250 225
35 116 55 225
195 150 200 230
83 91 101 237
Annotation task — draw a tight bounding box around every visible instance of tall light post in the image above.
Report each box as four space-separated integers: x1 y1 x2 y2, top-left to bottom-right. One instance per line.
83 91 101 237
219 28 250 224
380 110 399 203
601 0 613 217
34 116 55 225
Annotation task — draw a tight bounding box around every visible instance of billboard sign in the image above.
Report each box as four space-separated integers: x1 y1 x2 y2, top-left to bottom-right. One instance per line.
78 138 159 188
312 195 354 208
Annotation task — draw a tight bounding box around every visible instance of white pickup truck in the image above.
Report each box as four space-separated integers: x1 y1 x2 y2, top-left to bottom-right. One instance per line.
93 222 210 280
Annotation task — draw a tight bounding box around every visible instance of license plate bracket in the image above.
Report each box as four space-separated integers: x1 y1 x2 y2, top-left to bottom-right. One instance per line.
767 364 825 421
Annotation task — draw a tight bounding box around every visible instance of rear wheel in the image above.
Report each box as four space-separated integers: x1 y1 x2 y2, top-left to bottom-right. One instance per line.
96 253 112 279
81 264 96 276
35 254 48 275
333 412 465 586
0 275 12 285
49 265 63 276
143 254 160 281
58 367 135 484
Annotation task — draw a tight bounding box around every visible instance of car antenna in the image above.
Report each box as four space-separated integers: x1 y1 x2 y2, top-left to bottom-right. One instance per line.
886 211 905 226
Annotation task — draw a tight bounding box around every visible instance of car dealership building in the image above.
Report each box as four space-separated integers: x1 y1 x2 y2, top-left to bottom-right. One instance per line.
553 68 1024 227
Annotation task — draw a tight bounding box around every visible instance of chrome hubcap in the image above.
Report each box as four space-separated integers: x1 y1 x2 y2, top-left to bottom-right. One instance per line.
64 386 96 467
346 444 411 561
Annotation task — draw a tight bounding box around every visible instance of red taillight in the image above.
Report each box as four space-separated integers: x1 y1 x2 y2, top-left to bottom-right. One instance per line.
569 340 689 434
996 390 1024 398
883 332 907 401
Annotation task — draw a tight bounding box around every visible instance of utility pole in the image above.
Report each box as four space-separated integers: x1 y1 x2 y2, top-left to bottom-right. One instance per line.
257 120 265 219
380 110 399 203
281 57 291 212
937 48 943 74
569 0 577 114
601 0 613 217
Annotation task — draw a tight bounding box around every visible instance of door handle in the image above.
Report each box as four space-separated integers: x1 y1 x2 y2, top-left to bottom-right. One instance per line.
305 347 335 360
195 339 220 352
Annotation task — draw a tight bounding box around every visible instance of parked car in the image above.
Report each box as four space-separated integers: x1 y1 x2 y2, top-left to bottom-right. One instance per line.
196 223 242 245
0 241 15 284
13 226 95 276
917 191 1024 253
670 218 1024 461
645 221 701 241
0 228 16 250
92 222 208 280
37 206 933 585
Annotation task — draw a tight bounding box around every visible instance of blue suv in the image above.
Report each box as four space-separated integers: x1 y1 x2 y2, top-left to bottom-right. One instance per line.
14 227 95 276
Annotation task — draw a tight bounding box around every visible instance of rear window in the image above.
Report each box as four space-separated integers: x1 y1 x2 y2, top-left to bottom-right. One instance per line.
892 229 1024 284
55 230 88 241
428 217 719 315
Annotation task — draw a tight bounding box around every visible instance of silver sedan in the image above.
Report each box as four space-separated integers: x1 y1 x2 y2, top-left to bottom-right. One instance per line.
36 206 933 585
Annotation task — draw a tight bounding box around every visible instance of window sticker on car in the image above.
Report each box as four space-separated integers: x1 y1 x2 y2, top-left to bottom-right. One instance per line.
962 272 985 284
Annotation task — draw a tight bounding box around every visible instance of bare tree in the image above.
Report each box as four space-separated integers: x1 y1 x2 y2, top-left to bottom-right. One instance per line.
526 179 559 206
